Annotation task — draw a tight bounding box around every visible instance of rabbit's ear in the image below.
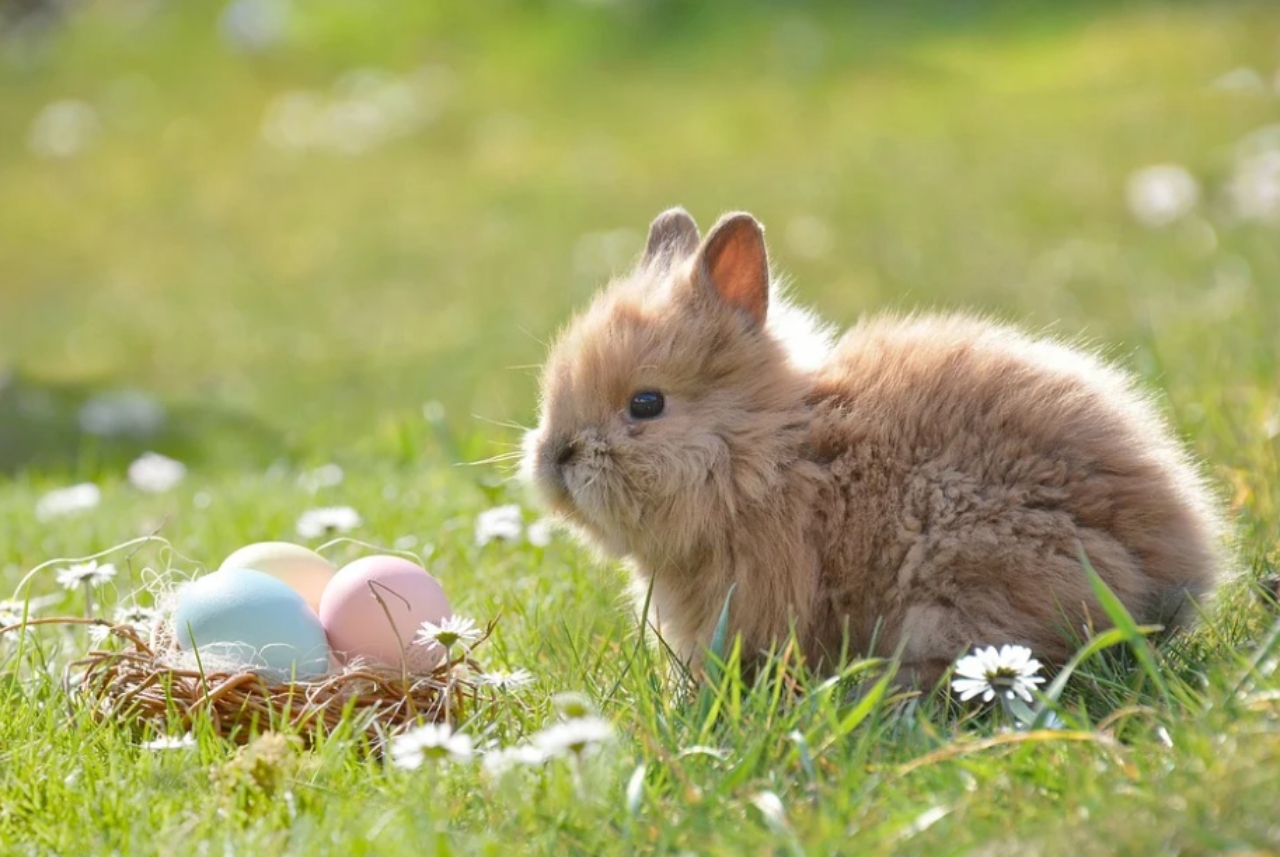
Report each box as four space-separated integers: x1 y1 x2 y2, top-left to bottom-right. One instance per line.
642 207 701 270
696 212 769 327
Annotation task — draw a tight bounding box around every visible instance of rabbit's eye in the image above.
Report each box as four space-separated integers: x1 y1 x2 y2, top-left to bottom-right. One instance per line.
628 390 665 420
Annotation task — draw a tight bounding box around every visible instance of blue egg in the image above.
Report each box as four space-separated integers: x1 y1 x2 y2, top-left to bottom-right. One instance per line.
174 567 330 682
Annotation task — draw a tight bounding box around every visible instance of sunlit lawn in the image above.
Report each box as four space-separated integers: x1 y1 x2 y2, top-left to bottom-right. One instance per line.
2 1 1279 854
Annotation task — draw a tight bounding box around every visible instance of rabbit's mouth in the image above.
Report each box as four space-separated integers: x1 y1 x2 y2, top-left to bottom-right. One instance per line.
523 428 598 514
523 426 636 538
521 428 571 504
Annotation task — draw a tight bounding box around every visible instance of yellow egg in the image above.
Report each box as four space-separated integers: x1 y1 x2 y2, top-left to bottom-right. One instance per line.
218 542 336 612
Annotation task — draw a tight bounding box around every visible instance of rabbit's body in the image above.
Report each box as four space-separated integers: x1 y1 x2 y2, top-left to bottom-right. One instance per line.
799 314 1219 681
524 208 1222 685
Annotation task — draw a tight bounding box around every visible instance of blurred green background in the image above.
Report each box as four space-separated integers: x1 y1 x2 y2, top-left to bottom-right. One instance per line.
1 0 1277 493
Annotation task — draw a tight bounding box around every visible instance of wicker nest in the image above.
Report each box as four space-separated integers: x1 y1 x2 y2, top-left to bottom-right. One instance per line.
4 616 493 744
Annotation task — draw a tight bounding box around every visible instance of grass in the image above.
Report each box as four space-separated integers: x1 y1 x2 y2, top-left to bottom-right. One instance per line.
2 0 1280 853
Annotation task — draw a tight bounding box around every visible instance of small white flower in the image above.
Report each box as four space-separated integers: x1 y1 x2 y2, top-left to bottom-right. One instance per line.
525 519 553 548
55 560 118 591
474 504 522 546
475 668 535 692
0 599 33 628
298 463 344 492
35 483 101 520
1211 67 1267 94
551 691 595 720
78 390 165 437
414 615 482 653
0 594 59 630
87 624 113 645
220 0 290 53
114 603 160 629
295 505 362 538
28 99 100 159
141 733 196 751
127 452 186 493
951 644 1046 703
750 791 790 833
530 715 614 759
389 723 474 769
1125 164 1199 227
481 743 547 777
1230 148 1280 223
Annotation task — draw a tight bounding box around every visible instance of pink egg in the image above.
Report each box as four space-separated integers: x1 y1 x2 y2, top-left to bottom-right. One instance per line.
318 556 451 672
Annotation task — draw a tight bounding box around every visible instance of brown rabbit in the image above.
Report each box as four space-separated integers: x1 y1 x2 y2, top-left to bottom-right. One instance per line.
522 207 1224 686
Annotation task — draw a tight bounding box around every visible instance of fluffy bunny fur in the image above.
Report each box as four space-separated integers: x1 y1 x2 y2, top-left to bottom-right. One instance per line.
522 207 1224 686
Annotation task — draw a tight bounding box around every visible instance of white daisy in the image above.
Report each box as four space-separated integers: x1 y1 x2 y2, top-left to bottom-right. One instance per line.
127 452 186 493
0 594 58 630
114 603 160 629
141 733 197 751
414 615 482 654
481 743 547 777
951 644 1046 703
35 483 101 520
1124 163 1199 228
297 463 344 493
474 504 522 546
295 505 362 539
389 723 474 769
551 691 594 720
525 519 553 548
0 599 32 628
475 668 535 692
55 560 118 591
530 715 614 759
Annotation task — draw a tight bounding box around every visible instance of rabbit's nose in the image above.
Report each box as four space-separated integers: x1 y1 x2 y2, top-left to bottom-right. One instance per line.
552 438 578 468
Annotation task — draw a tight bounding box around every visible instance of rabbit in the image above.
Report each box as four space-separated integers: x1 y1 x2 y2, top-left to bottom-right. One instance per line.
521 207 1225 687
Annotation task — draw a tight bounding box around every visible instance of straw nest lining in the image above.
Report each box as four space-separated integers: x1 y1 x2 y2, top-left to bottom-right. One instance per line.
4 616 494 744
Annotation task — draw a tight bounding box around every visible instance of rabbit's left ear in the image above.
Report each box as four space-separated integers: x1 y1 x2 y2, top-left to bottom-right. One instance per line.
642 207 701 270
696 212 769 327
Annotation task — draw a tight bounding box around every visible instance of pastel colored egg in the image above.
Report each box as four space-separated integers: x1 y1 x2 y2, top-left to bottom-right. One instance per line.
318 556 451 672
175 567 331 682
218 542 336 611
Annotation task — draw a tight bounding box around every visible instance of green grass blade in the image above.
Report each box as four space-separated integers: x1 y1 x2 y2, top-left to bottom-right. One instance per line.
817 670 893 755
1079 543 1171 707
705 583 737 684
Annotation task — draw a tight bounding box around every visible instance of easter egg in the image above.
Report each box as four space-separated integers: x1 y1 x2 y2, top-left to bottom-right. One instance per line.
318 556 451 672
218 542 336 612
174 567 331 681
